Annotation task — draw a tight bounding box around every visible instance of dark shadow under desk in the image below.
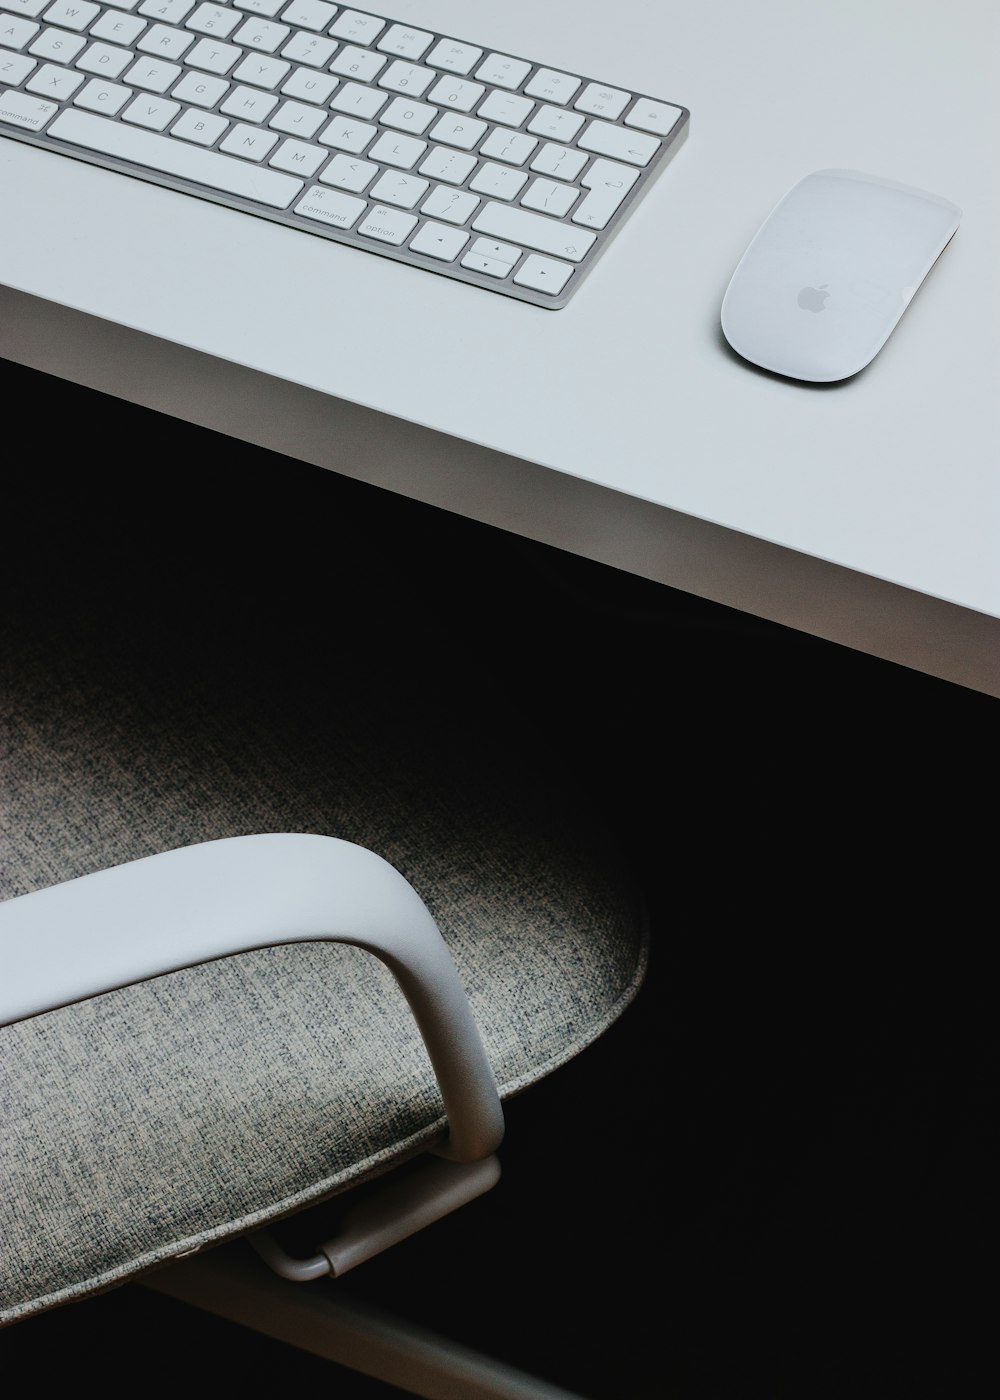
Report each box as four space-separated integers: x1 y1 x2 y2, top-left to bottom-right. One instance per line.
1 359 994 1399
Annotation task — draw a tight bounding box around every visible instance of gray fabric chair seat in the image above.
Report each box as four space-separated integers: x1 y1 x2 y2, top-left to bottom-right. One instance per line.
0 581 646 1325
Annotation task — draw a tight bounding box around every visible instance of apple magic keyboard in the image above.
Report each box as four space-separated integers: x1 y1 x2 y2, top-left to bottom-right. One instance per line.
0 2 689 307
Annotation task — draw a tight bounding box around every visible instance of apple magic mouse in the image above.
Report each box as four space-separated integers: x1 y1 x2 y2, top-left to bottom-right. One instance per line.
720 168 961 383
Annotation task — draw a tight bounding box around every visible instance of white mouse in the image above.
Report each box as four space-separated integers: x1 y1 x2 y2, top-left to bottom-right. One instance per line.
720 168 961 383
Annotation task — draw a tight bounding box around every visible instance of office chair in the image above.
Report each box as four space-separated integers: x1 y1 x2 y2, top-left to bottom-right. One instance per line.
0 480 649 1400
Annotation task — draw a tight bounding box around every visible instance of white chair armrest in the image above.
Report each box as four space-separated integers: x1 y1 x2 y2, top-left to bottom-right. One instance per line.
0 833 504 1162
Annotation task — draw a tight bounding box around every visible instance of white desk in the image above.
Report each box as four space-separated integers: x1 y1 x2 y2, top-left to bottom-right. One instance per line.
2 0 997 697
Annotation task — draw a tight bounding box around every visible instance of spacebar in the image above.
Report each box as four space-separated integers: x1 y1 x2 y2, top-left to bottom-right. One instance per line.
47 110 303 210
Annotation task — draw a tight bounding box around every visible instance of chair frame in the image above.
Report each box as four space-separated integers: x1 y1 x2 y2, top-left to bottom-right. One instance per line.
1 833 589 1398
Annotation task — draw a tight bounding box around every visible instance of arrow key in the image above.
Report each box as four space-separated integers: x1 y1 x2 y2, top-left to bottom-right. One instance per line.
469 236 520 265
471 202 597 261
409 220 471 261
513 253 574 296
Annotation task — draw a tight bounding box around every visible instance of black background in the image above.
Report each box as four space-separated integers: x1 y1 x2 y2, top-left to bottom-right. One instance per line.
2 358 994 1398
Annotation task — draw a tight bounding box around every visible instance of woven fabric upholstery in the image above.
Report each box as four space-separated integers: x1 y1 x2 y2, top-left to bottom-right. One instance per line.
0 573 646 1324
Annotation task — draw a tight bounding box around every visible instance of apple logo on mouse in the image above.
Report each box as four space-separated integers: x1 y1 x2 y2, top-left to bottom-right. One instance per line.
797 283 830 312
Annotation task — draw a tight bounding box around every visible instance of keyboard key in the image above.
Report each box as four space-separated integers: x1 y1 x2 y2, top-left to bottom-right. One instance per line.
357 203 417 245
41 0 100 28
329 44 384 82
469 161 528 201
232 16 288 53
478 127 536 165
574 82 630 120
513 253 573 295
122 92 179 128
577 118 659 165
232 52 289 87
89 8 144 41
0 51 37 83
428 111 486 150
1 15 40 48
137 22 195 59
573 157 638 227
408 220 468 260
270 136 325 174
48 106 303 203
122 54 181 90
280 31 336 67
469 236 519 265
426 74 484 113
269 98 325 137
170 105 226 143
524 68 580 105
73 76 131 111
475 52 529 89
330 80 386 118
0 88 57 129
624 98 682 136
220 83 278 121
318 150 376 191
477 89 532 127
376 24 432 62
318 112 375 152
420 184 479 223
281 66 337 103
184 36 240 73
329 10 384 45
76 41 134 77
184 5 240 38
425 38 481 75
295 184 365 227
368 129 425 169
380 95 435 135
526 104 584 142
172 68 228 104
418 145 476 185
280 0 336 32
28 28 86 62
218 120 277 158
471 203 596 261
25 60 84 96
370 168 427 209
461 251 511 279
138 0 194 20
529 141 588 181
521 177 578 217
377 58 432 96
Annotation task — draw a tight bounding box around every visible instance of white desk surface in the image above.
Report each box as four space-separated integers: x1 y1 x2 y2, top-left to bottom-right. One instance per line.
2 0 997 696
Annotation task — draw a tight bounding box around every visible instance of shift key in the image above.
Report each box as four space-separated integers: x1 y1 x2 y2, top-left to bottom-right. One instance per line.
471 203 596 262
